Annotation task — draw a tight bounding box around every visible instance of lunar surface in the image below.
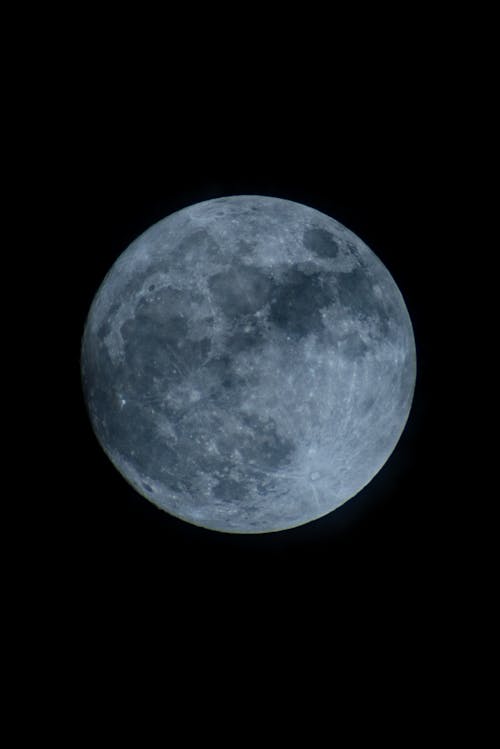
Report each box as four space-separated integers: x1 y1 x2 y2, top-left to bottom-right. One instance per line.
81 196 416 533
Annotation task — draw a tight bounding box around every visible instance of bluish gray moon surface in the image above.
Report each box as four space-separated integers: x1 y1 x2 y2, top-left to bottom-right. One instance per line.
81 196 416 533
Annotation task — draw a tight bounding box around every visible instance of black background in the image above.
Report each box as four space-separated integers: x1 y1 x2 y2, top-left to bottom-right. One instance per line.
16 10 485 737
41 18 469 720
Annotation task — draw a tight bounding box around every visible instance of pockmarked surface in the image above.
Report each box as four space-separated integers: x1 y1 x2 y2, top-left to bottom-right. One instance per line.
81 196 416 532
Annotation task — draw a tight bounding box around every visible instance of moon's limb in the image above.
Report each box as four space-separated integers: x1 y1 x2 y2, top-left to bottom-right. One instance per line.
81 196 416 533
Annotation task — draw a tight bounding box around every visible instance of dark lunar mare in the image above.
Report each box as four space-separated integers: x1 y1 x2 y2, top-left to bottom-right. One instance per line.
269 267 337 339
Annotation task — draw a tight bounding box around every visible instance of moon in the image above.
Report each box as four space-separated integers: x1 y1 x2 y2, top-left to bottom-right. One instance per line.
81 196 416 533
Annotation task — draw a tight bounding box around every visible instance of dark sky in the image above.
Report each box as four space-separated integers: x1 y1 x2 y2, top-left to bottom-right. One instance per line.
13 7 485 733
51 44 459 686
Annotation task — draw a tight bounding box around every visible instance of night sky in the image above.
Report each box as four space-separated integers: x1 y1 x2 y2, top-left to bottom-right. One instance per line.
52 47 457 692
19 14 480 734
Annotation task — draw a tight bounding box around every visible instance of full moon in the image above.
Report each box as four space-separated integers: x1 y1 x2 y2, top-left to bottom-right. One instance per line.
81 196 416 533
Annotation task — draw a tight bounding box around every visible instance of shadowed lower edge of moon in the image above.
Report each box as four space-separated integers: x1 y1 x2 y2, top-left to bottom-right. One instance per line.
101 405 415 535
82 350 415 534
